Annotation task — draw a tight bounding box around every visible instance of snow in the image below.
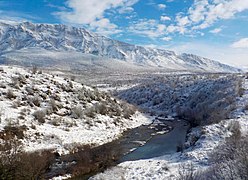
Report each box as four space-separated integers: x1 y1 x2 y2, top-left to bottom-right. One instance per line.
0 21 241 73
0 65 151 154
92 75 248 180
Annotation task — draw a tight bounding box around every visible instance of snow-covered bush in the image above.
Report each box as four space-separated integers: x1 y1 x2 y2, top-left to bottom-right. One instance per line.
33 110 46 123
6 89 16 99
181 122 248 180
94 102 108 115
71 106 84 119
84 107 96 118
177 163 200 180
49 99 58 112
118 74 243 126
201 134 248 180
31 95 41 107
122 104 136 119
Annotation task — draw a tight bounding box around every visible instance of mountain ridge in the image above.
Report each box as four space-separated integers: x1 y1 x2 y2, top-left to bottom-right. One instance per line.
0 21 241 72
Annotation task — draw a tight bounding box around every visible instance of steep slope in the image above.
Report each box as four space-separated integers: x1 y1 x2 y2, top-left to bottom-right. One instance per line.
0 22 241 72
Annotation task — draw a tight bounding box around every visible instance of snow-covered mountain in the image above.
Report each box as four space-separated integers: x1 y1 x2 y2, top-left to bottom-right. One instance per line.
0 22 241 72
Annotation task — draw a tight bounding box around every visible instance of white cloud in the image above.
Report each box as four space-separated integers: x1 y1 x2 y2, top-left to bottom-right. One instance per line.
160 16 171 21
128 19 167 38
118 6 134 14
90 18 122 35
176 15 190 26
158 4 166 10
161 37 172 41
157 24 166 32
188 0 208 23
231 38 248 48
174 0 248 33
209 28 222 34
55 0 139 35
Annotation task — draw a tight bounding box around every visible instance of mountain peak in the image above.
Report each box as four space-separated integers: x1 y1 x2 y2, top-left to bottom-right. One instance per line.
0 22 241 72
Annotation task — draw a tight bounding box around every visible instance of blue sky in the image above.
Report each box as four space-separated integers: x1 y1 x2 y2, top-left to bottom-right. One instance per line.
0 0 248 67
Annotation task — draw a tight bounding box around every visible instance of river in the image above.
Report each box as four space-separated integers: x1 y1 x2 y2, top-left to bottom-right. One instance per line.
50 118 190 179
119 119 190 162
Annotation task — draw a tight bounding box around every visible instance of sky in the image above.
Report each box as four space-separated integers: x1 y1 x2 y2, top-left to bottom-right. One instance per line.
0 0 248 67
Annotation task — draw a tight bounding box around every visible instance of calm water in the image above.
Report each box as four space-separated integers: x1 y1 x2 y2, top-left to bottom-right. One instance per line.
120 120 189 162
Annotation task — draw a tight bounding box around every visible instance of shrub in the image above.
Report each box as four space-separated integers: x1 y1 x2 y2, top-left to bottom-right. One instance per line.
118 74 240 126
3 125 27 139
122 105 136 119
51 118 60 126
31 65 38 74
71 106 83 119
12 99 21 108
177 163 200 180
32 96 41 107
49 99 58 112
6 89 16 99
186 125 248 180
84 107 96 118
95 103 108 115
0 138 54 180
202 134 248 180
244 104 248 111
33 110 46 123
70 76 76 81
228 121 241 139
16 151 53 179
69 142 123 178
25 86 34 95
0 137 23 179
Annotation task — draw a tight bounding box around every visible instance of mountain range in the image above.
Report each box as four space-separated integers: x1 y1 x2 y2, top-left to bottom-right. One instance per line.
0 21 241 72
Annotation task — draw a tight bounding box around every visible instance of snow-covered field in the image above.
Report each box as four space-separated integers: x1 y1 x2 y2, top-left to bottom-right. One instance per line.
0 65 151 154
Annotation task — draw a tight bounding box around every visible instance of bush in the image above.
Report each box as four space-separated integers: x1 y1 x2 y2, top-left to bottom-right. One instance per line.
185 124 248 180
71 106 83 119
2 125 27 139
0 138 23 180
31 65 38 74
33 110 46 123
6 89 16 99
118 74 241 126
16 151 53 179
32 96 41 107
84 107 96 118
68 142 122 178
202 134 248 180
12 99 21 108
177 163 200 180
95 103 108 115
122 105 136 119
49 99 58 112
228 121 241 139
0 138 54 180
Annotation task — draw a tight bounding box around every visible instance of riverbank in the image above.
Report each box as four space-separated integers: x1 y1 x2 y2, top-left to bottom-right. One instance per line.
49 118 188 179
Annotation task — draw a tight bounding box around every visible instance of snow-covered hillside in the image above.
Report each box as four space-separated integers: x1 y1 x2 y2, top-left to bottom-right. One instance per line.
0 66 150 154
0 22 241 72
92 74 248 180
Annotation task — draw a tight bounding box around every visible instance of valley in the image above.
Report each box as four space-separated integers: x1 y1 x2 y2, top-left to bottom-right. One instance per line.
0 64 246 179
0 20 247 180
